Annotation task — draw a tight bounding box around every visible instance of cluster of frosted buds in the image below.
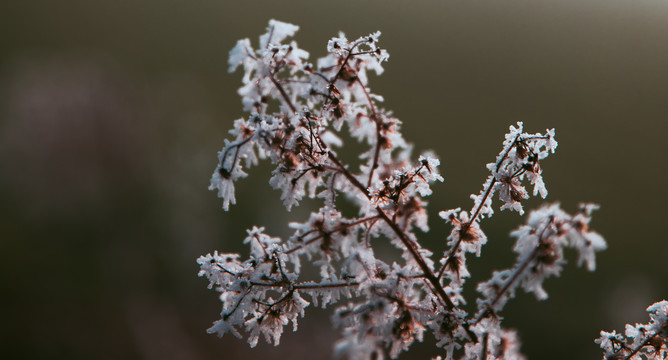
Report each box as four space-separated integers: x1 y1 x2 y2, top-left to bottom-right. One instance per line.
198 20 606 360
210 19 397 212
476 203 606 312
197 229 309 347
437 123 558 293
465 204 605 359
202 19 442 354
596 300 668 360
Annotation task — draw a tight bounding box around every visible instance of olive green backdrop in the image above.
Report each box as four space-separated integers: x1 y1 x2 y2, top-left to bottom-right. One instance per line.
1 1 667 359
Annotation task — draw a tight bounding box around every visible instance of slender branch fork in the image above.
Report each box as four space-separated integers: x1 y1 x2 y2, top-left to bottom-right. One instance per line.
472 217 555 325
623 337 653 360
283 215 380 255
204 24 616 359
235 53 444 328
213 51 453 323
326 146 477 340
436 133 549 281
262 43 481 341
610 335 665 360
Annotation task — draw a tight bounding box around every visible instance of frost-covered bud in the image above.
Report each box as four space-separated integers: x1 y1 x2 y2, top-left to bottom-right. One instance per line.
259 19 300 49
496 171 529 214
228 38 253 74
243 226 282 260
440 209 487 258
245 306 289 347
566 204 607 271
280 291 310 331
209 139 250 211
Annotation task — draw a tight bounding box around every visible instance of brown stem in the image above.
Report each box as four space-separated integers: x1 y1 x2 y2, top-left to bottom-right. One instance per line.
622 335 655 360
328 150 477 341
223 287 253 320
219 136 253 172
437 133 523 281
473 217 554 325
269 73 297 114
469 132 522 223
375 208 453 309
354 77 382 189
481 332 489 360
376 206 477 342
328 40 365 89
250 280 360 290
327 151 368 195
284 215 380 255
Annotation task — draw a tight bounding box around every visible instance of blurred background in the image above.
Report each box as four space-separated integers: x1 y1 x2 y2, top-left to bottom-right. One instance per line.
1 0 667 359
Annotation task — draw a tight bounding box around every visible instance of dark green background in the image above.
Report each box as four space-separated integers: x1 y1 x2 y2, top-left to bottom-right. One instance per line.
1 1 666 359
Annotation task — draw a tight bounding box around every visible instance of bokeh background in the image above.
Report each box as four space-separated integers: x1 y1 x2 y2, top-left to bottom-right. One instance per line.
1 0 667 359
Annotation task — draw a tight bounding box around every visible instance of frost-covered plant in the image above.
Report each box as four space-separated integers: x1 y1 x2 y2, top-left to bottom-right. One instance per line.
197 20 611 359
596 301 668 360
